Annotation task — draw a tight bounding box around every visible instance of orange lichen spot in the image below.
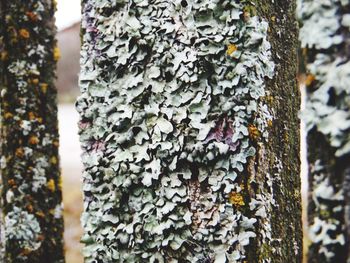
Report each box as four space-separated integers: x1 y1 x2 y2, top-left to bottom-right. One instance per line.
53 46 60 61
31 78 39 85
1 51 8 61
47 179 56 192
50 156 58 165
305 74 316 86
29 135 39 145
53 140 59 147
228 191 245 207
4 112 13 119
243 11 250 21
28 112 36 120
37 235 45 242
15 148 24 158
8 179 16 187
20 248 32 256
36 211 45 218
26 11 38 22
19 29 30 39
248 124 260 140
226 44 238 56
40 83 48 94
26 204 34 213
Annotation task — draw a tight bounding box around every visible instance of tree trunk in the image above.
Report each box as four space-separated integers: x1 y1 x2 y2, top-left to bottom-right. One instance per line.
298 0 350 262
78 1 301 262
0 1 64 262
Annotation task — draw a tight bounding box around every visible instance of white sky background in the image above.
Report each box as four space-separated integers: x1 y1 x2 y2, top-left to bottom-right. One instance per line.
55 0 81 30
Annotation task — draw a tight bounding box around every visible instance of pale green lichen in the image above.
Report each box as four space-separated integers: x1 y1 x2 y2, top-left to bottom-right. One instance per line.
5 207 41 251
78 0 275 262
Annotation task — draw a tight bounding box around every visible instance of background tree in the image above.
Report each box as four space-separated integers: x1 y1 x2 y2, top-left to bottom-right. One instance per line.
298 0 350 262
77 0 301 262
0 1 64 262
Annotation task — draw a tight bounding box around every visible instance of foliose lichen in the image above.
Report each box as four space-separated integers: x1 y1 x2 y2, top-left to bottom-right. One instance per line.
78 0 274 262
298 0 350 260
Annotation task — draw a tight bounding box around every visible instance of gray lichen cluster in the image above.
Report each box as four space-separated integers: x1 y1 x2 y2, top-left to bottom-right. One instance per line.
78 0 274 262
299 0 350 157
298 0 350 260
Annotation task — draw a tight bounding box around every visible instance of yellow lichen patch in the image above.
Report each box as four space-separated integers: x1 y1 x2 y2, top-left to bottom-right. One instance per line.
305 74 316 86
40 83 48 94
29 135 39 145
19 29 30 39
50 156 58 165
49 208 55 215
228 191 245 207
36 211 45 218
267 119 273 128
58 175 63 190
226 44 238 56
271 16 276 22
248 124 260 140
47 179 56 192
4 112 14 119
1 51 8 61
53 46 60 61
37 117 43 123
15 148 24 158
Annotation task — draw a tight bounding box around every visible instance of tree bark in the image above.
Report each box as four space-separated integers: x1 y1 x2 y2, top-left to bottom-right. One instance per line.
298 0 350 262
78 1 301 262
0 1 64 262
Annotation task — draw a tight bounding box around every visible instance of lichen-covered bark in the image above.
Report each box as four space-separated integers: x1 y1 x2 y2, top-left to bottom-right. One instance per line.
0 1 64 262
298 0 350 262
78 0 301 262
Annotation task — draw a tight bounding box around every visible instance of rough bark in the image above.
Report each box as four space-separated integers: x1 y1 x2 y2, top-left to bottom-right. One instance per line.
298 0 350 262
78 0 301 262
0 1 64 262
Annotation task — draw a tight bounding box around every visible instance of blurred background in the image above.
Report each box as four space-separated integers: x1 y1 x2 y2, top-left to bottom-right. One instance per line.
55 0 83 262
54 1 309 262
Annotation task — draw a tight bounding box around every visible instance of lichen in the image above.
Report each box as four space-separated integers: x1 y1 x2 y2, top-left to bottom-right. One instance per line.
5 207 42 251
78 0 275 262
0 1 64 261
298 0 350 260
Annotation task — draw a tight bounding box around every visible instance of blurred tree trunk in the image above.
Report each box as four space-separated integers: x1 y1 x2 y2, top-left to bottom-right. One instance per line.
298 0 350 262
0 1 64 262
78 1 301 262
